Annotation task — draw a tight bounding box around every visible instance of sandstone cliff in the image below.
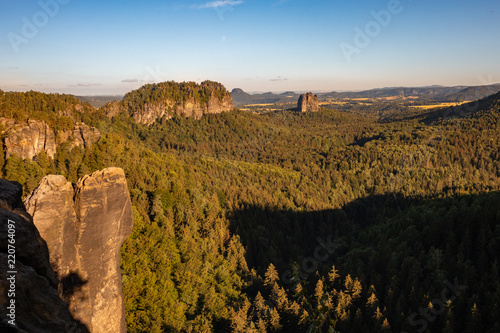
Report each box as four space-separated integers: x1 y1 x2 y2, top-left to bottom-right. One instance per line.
297 92 320 112
58 123 101 149
125 80 233 125
0 118 101 160
0 118 57 160
0 178 88 332
101 101 121 119
24 168 134 333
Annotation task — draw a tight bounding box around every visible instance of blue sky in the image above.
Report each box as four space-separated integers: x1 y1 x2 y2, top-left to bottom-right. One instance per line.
1 0 499 95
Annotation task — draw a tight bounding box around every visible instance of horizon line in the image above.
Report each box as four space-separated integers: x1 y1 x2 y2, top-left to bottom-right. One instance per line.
2 82 500 97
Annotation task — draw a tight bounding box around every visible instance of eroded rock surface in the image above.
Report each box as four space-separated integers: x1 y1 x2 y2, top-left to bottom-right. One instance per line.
0 178 88 332
0 118 57 160
297 92 320 112
59 123 101 150
0 118 100 160
25 168 134 333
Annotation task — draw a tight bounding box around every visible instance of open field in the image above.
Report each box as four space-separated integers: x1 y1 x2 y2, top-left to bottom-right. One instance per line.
409 101 471 110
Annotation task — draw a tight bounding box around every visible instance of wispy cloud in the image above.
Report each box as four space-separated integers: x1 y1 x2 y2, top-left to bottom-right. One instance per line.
122 79 139 83
269 76 288 82
69 83 102 87
193 0 243 9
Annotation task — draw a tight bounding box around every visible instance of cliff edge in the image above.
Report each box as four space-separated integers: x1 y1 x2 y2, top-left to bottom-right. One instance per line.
0 118 100 160
0 179 88 332
24 168 134 333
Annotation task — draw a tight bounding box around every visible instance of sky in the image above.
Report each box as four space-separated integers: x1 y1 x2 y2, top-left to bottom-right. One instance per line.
1 0 499 95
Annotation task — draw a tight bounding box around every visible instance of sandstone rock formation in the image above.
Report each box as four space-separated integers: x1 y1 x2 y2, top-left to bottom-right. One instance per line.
101 101 121 119
0 118 57 160
129 81 233 125
0 178 88 332
24 168 134 333
297 92 320 112
58 123 102 150
0 118 100 160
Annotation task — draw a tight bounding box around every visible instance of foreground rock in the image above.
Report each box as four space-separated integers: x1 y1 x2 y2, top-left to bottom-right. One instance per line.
0 178 88 332
297 92 320 112
0 118 100 160
24 168 134 333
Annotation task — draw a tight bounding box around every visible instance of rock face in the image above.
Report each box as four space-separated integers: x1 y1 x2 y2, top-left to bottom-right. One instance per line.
0 118 100 160
130 81 234 125
0 118 57 160
297 92 320 112
101 101 121 119
58 123 102 150
0 178 88 332
24 168 134 333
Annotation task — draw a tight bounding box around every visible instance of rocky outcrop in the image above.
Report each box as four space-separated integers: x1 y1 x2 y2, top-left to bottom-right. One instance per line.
101 101 121 119
129 81 233 125
297 92 320 112
0 118 100 160
0 118 57 160
71 123 101 148
24 168 134 333
0 178 88 332
131 100 176 125
58 123 101 150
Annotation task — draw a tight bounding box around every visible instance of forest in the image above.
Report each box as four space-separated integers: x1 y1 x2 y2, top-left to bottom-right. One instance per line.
1 87 499 332
121 80 229 112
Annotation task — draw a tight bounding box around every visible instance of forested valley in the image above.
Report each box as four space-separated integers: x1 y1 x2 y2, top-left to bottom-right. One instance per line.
1 88 500 332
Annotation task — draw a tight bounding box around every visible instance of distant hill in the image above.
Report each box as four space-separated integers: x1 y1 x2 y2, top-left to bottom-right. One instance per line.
322 84 500 101
446 84 500 102
320 86 469 100
76 95 123 108
231 88 255 105
231 89 300 106
421 91 500 123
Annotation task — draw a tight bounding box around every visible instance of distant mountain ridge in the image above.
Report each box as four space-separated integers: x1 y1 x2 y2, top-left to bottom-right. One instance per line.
231 83 500 105
231 89 300 106
76 95 123 108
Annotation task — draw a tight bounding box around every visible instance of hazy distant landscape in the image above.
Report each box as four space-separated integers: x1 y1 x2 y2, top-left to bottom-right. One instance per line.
1 0 500 332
